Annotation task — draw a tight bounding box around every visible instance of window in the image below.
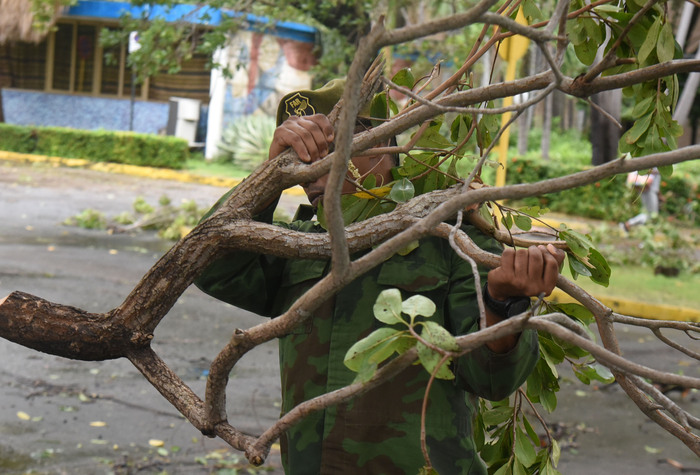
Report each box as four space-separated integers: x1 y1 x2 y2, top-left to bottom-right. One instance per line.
0 19 210 103
0 39 48 90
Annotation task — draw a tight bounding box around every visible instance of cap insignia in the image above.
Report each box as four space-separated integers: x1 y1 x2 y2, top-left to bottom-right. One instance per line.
284 93 315 118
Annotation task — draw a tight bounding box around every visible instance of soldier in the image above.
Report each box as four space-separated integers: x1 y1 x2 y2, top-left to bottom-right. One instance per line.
196 79 564 474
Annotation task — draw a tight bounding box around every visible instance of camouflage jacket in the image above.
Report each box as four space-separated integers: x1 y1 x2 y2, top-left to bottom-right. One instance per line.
195 201 539 475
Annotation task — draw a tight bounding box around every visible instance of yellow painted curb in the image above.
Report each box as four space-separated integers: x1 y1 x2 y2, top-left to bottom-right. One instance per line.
548 289 700 323
0 150 307 196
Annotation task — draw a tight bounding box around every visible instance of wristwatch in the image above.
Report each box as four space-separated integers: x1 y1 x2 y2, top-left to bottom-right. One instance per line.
482 283 531 319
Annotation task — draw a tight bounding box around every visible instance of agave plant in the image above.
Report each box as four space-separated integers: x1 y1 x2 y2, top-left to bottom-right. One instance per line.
218 114 276 172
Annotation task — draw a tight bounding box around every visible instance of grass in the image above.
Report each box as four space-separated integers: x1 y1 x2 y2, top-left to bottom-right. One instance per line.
563 264 700 309
184 155 250 179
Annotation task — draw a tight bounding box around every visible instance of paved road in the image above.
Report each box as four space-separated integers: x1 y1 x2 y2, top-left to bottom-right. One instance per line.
0 160 698 474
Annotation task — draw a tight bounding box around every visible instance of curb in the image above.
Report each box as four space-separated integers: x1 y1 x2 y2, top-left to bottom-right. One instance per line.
3 150 698 323
0 150 307 197
548 289 700 323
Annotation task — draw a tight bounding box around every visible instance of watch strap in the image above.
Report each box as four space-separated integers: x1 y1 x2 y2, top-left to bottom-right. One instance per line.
482 282 531 318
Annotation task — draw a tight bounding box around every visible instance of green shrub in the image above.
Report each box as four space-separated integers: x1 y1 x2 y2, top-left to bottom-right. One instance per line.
217 115 276 172
0 124 189 169
505 156 699 225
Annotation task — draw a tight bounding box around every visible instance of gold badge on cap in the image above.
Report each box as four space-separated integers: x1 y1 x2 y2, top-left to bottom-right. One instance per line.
284 93 315 118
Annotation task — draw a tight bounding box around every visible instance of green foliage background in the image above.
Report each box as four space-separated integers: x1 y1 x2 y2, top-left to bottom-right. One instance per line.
504 156 700 226
0 124 190 169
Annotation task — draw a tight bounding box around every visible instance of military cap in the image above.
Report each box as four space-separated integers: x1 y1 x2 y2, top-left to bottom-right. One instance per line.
276 78 386 126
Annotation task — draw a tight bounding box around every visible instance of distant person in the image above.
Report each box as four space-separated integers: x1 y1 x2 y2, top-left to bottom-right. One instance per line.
621 168 660 231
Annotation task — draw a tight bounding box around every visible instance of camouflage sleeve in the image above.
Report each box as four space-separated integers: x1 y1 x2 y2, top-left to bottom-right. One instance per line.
447 226 539 401
193 190 284 317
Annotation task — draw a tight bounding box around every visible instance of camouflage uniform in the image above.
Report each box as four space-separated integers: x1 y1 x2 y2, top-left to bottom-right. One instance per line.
196 202 539 475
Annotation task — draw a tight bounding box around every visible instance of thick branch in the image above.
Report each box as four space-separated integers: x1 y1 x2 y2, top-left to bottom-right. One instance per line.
0 292 143 360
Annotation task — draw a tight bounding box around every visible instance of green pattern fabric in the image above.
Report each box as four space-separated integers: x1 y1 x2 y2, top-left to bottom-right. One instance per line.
195 201 538 475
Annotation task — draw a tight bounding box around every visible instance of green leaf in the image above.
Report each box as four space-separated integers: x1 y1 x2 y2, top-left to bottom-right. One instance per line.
522 0 544 21
493 460 513 475
540 344 560 379
658 164 673 178
392 68 414 89
624 112 653 146
587 247 611 287
574 39 597 66
637 18 661 65
369 92 389 126
522 416 541 448
416 341 454 380
481 406 514 426
519 205 548 218
540 387 558 412
344 327 404 371
567 255 590 280
513 458 528 475
513 215 532 231
552 303 595 326
373 289 404 324
582 17 603 45
551 438 561 466
501 212 514 230
450 114 472 144
317 194 370 229
657 22 675 63
416 121 452 149
558 228 594 259
402 295 437 319
540 336 566 365
577 362 615 384
567 17 585 45
353 358 378 384
389 178 415 203
514 426 537 467
361 173 376 190
479 203 494 224
543 459 563 475
631 94 654 119
396 240 420 256
421 321 459 351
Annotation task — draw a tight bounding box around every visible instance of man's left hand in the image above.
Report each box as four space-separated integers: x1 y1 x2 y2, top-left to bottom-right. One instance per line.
487 244 565 302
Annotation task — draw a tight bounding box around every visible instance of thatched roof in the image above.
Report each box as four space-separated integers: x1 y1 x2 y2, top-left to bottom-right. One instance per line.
0 0 66 44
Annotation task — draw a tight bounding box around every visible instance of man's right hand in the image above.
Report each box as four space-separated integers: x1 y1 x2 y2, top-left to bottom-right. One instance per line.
268 114 335 163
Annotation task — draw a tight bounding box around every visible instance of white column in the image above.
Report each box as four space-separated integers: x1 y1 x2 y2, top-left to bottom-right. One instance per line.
205 43 230 159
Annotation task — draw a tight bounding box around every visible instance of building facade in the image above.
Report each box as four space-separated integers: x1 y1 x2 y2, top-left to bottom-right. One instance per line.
0 0 318 157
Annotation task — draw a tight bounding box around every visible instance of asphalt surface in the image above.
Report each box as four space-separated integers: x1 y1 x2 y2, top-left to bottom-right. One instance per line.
0 160 698 474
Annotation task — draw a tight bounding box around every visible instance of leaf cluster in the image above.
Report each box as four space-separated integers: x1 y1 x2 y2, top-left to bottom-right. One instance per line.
65 195 207 241
343 288 458 383
477 301 613 475
567 1 683 162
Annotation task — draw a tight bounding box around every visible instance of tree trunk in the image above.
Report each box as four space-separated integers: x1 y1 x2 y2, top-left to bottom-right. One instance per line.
590 90 622 165
517 49 538 156
542 92 552 161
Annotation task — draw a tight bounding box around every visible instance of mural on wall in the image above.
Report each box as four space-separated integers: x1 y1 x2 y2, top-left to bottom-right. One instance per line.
221 30 316 132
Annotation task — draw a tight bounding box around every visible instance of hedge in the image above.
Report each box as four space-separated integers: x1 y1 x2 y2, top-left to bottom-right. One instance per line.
504 156 699 226
0 123 189 169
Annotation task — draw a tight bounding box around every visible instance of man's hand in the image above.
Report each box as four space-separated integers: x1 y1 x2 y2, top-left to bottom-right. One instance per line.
268 114 335 163
487 244 565 301
482 244 565 353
